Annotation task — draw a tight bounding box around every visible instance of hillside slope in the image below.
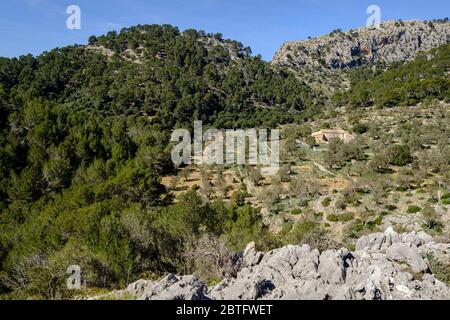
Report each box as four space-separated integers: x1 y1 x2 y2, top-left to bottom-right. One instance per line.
0 23 449 300
0 24 323 299
91 229 450 300
334 43 450 107
272 19 450 93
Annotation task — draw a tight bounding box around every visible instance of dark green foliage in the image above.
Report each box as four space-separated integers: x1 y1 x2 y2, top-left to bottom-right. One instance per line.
426 254 450 286
336 44 450 107
1 23 447 299
324 138 366 168
0 25 317 298
370 144 412 172
327 214 339 222
327 212 354 223
86 25 320 129
346 215 382 239
387 144 412 166
285 220 336 251
321 197 331 207
324 139 346 168
407 205 422 214
352 122 369 134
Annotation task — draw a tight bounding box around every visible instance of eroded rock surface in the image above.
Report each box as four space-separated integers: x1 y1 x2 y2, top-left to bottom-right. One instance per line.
272 20 450 70
271 19 450 92
98 228 450 300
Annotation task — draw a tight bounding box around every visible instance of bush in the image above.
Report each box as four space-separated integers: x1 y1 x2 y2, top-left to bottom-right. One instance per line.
422 206 442 230
387 145 412 166
322 197 332 207
327 214 339 222
426 254 450 286
305 135 317 147
340 212 355 222
299 199 310 207
299 125 312 138
352 123 369 134
324 139 346 168
441 193 450 205
286 221 336 251
407 205 422 214
327 212 354 222
335 196 347 210
345 219 365 238
367 216 383 228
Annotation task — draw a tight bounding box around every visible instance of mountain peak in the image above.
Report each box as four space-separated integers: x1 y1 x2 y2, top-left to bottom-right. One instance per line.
271 19 449 94
273 19 450 69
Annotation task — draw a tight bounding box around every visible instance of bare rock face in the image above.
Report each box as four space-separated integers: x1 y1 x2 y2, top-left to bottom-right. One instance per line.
386 243 429 274
121 228 450 300
272 20 450 70
128 274 208 300
271 19 450 93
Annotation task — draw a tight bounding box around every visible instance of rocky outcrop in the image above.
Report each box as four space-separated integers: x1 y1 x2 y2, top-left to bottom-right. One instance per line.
272 20 450 70
127 275 208 300
271 19 450 93
114 228 450 300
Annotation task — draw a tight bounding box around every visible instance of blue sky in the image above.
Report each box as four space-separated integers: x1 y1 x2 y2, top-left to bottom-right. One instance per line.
1 0 448 60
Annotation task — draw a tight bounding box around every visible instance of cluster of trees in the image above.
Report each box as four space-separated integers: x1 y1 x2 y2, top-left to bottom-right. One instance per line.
0 97 172 297
1 23 448 298
369 144 412 172
324 138 366 168
84 24 323 129
0 24 326 298
333 43 450 108
1 182 276 298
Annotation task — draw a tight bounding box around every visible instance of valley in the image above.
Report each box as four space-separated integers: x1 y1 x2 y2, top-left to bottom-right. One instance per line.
0 19 449 300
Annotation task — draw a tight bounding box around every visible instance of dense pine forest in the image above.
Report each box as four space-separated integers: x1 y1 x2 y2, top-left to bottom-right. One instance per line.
0 24 449 299
0 25 320 298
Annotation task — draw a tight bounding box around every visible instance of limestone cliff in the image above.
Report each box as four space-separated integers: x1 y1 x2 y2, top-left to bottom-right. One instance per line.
271 19 450 93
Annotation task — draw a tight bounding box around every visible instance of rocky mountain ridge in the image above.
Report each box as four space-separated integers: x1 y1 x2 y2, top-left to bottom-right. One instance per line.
272 19 450 93
91 228 450 300
85 27 251 65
